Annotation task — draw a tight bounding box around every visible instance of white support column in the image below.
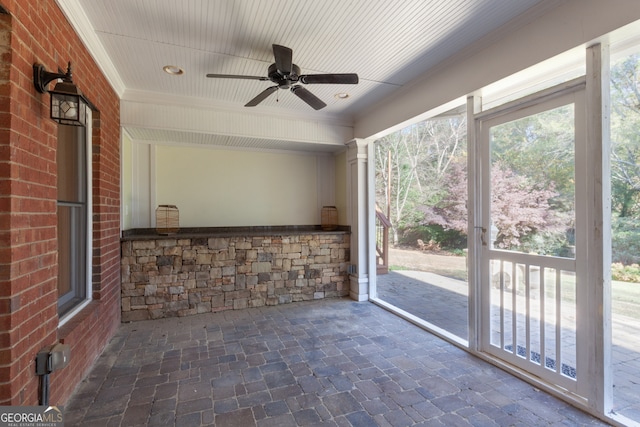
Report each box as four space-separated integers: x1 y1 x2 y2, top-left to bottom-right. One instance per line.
584 42 612 415
367 141 377 299
346 138 372 301
467 94 482 352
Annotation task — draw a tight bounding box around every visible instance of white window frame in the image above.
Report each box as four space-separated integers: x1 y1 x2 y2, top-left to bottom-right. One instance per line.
59 109 93 326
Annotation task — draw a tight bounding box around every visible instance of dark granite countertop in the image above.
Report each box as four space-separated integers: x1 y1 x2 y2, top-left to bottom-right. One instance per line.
121 225 350 241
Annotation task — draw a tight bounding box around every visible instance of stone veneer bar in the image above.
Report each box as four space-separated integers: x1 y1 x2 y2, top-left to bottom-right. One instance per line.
120 227 350 322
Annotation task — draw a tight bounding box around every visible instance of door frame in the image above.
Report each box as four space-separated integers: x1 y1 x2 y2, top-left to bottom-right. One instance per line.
472 77 590 397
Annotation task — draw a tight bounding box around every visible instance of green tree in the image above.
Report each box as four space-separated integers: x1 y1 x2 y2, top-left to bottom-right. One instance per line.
611 54 640 218
489 104 575 215
375 113 466 244
375 129 427 244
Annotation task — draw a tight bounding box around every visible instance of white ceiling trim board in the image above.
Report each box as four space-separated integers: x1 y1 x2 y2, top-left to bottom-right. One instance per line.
121 89 355 128
55 0 126 96
121 101 354 146
128 133 344 155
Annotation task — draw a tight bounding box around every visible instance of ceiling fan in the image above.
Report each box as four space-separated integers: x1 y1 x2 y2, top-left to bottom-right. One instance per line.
206 44 358 110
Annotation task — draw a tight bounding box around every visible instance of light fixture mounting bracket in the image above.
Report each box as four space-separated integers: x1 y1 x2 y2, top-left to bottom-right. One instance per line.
33 62 71 93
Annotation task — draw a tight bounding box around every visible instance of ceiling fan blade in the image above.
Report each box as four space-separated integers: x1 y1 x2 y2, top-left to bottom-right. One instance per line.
206 73 269 81
290 86 326 110
299 73 359 84
273 44 293 76
245 86 278 107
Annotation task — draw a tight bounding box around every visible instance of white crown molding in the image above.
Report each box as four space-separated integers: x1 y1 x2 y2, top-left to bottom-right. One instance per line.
131 135 342 155
121 88 355 128
55 0 126 96
120 99 354 146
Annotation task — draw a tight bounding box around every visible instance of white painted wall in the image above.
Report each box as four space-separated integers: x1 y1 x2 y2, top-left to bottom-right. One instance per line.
126 142 347 228
154 145 325 227
334 150 347 226
130 142 153 228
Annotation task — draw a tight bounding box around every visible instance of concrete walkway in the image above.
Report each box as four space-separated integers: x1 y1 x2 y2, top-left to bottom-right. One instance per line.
65 298 610 426
377 269 640 424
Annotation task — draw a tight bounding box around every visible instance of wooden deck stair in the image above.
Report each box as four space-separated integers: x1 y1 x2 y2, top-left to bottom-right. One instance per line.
375 206 392 275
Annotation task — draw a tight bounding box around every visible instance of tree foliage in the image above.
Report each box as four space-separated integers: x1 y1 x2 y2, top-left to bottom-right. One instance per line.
421 160 562 252
375 115 466 244
611 53 640 218
489 104 575 215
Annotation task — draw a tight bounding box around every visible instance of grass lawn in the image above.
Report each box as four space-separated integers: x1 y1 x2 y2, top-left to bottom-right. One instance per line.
532 271 639 320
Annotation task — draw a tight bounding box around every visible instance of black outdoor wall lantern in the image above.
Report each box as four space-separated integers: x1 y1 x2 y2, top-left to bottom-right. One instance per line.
33 62 89 126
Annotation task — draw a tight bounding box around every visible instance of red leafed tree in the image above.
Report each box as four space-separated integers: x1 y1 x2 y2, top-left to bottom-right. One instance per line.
490 162 559 248
421 160 560 249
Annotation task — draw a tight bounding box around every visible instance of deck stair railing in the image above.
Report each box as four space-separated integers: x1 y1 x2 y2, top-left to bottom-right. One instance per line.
375 205 392 275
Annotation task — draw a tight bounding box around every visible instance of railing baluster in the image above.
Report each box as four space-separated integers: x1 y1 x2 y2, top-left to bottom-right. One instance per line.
374 208 391 274
488 251 576 379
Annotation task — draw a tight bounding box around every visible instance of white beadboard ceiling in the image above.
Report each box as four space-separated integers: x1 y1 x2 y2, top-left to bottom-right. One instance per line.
57 0 557 152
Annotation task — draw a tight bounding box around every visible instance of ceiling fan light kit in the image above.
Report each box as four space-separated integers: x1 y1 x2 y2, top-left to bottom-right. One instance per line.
206 44 358 110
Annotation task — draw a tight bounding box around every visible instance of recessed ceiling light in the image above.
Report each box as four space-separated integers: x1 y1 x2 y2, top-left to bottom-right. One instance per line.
334 92 349 99
163 65 184 75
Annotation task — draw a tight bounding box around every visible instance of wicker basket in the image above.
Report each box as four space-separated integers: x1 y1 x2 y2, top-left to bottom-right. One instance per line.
321 206 338 231
156 205 179 235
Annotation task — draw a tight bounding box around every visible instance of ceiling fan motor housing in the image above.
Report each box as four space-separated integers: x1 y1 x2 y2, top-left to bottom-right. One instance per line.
268 63 301 88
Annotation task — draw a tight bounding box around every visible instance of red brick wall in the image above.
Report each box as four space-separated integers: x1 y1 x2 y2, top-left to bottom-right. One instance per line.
0 0 121 405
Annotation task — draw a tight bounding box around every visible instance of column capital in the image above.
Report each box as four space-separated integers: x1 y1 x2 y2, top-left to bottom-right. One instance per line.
346 138 371 147
346 138 373 161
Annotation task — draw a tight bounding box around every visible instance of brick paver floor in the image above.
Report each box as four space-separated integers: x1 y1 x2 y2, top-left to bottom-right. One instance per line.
65 298 611 426
377 269 640 423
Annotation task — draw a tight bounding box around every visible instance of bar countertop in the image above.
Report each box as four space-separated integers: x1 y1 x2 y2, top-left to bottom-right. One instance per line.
121 225 350 241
